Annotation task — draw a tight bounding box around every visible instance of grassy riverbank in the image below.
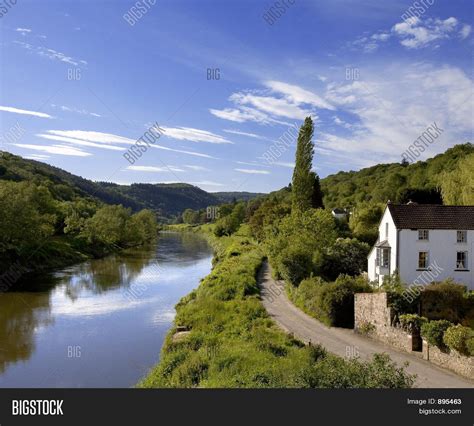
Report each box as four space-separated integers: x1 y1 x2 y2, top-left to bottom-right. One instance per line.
139 225 415 388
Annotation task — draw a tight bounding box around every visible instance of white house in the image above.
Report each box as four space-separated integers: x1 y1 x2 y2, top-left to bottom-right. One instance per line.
331 208 348 220
367 202 474 289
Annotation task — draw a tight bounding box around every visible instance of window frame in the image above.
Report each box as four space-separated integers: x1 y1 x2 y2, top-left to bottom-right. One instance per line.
418 251 429 270
418 229 429 241
456 251 468 271
456 230 467 244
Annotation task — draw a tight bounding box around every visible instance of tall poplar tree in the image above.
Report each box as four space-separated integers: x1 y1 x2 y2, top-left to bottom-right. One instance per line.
292 116 323 211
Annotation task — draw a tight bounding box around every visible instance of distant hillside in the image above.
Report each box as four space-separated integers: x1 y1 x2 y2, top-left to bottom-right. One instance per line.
0 152 258 218
320 143 473 209
214 191 265 203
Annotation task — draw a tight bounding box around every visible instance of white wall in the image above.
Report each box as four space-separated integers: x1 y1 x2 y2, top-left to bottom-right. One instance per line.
398 229 474 290
367 207 398 284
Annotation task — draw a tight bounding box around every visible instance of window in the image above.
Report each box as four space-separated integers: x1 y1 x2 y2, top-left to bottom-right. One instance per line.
376 248 390 268
418 251 428 269
457 230 467 243
418 230 429 240
385 223 389 239
456 252 468 270
381 249 390 268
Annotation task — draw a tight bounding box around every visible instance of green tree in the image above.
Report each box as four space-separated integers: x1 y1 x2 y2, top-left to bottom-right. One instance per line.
81 205 131 247
311 172 324 209
440 153 474 205
125 209 157 245
349 202 384 244
292 117 316 212
320 238 370 281
62 199 97 235
0 181 56 253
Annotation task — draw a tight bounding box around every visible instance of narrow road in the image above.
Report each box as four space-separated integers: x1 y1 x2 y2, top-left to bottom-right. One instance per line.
258 261 474 388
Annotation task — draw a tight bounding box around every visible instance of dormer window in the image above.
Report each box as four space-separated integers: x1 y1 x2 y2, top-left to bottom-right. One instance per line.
418 230 429 241
457 230 467 243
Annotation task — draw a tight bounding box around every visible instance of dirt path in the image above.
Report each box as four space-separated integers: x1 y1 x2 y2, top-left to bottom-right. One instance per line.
258 261 473 388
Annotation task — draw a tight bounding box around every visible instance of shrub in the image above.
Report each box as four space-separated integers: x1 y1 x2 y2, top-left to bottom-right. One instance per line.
320 238 370 281
421 280 468 323
277 246 313 286
291 275 371 328
358 321 375 336
467 336 474 357
443 325 474 356
421 320 452 349
387 290 420 320
398 314 427 334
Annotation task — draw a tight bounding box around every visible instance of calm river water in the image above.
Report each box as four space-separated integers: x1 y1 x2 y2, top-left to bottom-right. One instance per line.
0 232 212 387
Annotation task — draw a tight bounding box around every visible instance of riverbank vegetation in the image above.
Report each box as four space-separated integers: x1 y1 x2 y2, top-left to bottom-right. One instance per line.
140 229 415 388
0 178 158 277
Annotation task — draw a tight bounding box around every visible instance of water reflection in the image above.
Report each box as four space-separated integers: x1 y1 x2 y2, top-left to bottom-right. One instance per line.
0 292 52 374
0 232 213 387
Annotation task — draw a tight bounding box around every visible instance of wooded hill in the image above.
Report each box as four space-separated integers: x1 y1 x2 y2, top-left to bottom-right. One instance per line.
320 143 473 209
0 152 263 218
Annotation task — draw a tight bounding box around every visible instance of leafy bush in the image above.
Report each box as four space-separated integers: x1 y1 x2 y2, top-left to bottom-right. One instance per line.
320 238 370 281
421 280 468 323
290 275 371 328
265 208 337 285
358 321 376 335
443 325 474 356
0 181 57 253
277 246 313 286
467 336 474 356
421 320 453 349
398 314 427 334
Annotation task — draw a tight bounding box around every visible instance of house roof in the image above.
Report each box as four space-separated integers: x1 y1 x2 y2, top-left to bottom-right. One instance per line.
332 208 346 214
375 239 391 248
387 204 474 230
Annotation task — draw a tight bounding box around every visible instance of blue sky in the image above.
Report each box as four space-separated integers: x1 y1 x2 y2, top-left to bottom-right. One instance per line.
0 0 472 193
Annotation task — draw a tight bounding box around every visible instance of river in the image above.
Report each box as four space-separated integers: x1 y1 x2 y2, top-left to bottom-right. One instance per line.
0 232 213 388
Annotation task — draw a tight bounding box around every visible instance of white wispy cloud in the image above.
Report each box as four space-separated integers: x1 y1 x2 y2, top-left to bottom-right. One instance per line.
16 28 32 35
151 144 216 159
51 104 102 118
235 168 270 174
46 130 135 145
460 24 472 39
223 129 267 140
190 180 225 187
37 133 125 151
0 105 52 118
24 154 50 160
184 165 210 171
126 165 185 172
265 80 334 110
210 106 278 124
236 160 270 168
272 161 295 168
211 80 331 126
12 144 91 157
352 16 471 52
319 63 473 166
14 41 87 66
393 17 460 49
161 126 232 144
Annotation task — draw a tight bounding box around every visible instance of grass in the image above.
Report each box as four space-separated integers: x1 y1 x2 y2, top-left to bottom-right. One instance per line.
138 227 415 388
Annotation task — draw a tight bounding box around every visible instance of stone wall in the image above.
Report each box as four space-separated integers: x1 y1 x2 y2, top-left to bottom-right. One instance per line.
354 292 419 354
423 341 474 380
355 292 473 379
